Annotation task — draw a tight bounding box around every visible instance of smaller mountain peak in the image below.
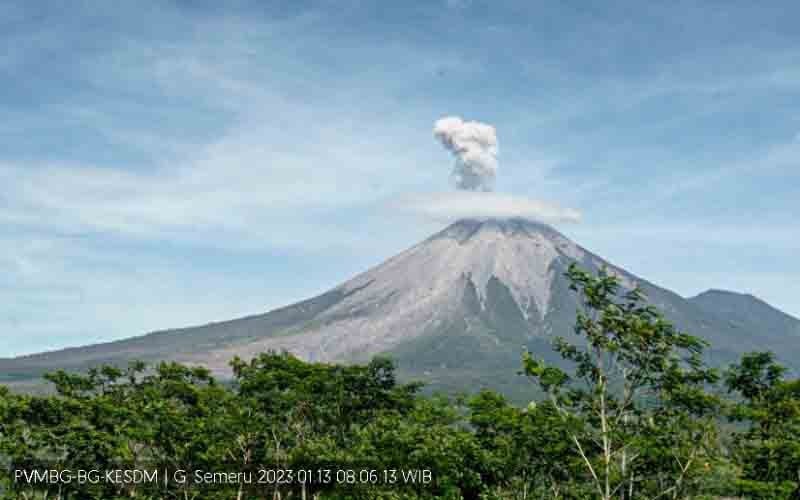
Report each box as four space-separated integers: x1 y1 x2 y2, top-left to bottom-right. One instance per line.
691 289 797 318
693 289 757 301
690 289 800 326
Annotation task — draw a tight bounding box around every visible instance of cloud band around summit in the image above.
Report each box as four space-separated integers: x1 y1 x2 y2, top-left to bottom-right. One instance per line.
399 191 582 224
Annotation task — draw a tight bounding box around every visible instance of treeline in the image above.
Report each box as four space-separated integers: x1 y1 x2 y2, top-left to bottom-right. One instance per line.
1 265 799 499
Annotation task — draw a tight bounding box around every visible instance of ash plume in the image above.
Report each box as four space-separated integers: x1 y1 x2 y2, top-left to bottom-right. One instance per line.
433 116 498 191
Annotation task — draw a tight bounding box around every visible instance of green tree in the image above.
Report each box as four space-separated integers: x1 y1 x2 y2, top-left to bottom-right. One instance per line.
231 352 421 499
523 264 721 500
726 352 800 499
0 386 33 499
467 390 583 499
352 395 484 500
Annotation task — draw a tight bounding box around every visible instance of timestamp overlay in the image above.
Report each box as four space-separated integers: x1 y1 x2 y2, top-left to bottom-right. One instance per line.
8 465 438 496
193 467 433 487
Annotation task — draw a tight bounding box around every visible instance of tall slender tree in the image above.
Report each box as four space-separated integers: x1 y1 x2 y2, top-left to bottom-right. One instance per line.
523 264 721 500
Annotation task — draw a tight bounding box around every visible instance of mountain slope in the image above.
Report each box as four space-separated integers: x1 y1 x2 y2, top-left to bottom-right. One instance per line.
2 218 798 398
689 289 800 346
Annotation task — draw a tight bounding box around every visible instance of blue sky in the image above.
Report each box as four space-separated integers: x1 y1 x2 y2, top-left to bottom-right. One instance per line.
2 0 799 356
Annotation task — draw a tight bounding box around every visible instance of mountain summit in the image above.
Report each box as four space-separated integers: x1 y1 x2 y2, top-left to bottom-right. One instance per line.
3 218 799 398
179 218 611 374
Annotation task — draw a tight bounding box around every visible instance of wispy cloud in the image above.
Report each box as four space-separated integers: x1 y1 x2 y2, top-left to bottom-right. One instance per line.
396 191 581 224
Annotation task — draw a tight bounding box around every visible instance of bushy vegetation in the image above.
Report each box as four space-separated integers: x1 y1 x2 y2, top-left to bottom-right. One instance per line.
1 265 798 499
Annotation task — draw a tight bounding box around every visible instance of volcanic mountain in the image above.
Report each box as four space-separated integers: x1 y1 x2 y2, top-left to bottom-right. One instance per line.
3 218 799 399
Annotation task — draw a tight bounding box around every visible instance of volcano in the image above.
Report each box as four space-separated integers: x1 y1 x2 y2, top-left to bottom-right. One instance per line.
3 218 799 399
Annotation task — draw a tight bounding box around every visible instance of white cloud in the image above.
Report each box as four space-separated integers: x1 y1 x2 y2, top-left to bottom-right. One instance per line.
395 191 582 224
0 106 433 252
433 116 498 191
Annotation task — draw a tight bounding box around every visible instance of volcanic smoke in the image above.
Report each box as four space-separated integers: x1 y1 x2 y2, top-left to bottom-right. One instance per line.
433 116 498 191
